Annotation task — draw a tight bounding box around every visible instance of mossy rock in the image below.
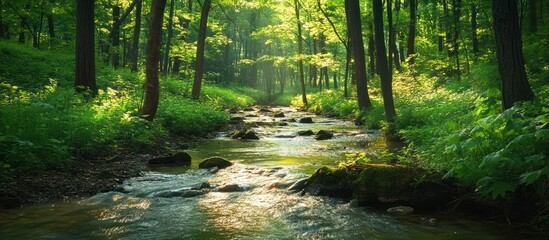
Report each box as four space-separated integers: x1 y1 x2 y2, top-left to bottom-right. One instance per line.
231 129 259 140
148 151 192 166
199 157 233 169
297 130 314 136
354 164 420 205
303 164 454 210
315 130 333 140
299 117 314 123
303 166 358 198
273 112 285 118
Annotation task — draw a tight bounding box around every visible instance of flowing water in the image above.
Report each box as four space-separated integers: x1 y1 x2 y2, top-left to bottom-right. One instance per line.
0 107 539 239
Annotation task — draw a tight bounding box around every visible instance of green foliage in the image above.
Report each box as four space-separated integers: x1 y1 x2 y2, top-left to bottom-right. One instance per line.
158 96 228 136
0 41 74 90
0 81 165 179
442 100 549 200
291 87 362 119
0 43 258 180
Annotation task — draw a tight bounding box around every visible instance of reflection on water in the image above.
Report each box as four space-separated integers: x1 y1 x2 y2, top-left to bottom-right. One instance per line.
0 107 540 239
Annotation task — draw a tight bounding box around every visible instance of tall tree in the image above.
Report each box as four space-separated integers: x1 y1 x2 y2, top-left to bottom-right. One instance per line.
387 0 400 70
406 0 416 63
112 5 121 68
75 0 97 95
130 0 142 72
373 0 396 123
191 0 212 100
491 0 534 109
471 4 479 54
163 0 175 74
345 0 372 109
294 0 308 106
529 0 537 33
139 0 167 121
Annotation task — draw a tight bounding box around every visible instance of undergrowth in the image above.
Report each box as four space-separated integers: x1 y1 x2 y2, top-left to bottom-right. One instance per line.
0 42 255 181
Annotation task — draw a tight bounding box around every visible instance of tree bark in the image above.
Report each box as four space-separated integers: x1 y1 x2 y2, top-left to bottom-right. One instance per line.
367 23 375 75
373 0 396 123
163 0 175 74
345 0 372 109
112 6 121 68
47 14 55 45
75 0 97 95
294 0 308 106
388 0 400 70
529 0 537 32
452 0 461 80
139 0 167 121
191 0 212 100
406 0 416 63
130 0 142 72
471 4 479 54
492 0 534 109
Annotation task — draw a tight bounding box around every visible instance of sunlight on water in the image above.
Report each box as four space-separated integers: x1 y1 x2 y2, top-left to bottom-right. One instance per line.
0 107 541 240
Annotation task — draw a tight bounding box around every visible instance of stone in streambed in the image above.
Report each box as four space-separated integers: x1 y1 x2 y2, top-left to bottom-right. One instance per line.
299 117 314 123
315 130 333 140
148 151 192 166
297 130 314 136
199 157 233 169
216 184 242 192
387 206 414 215
288 178 308 193
273 112 285 118
231 129 260 140
228 117 245 124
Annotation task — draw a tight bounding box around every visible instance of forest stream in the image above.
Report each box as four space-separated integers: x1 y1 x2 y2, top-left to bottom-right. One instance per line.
0 107 538 239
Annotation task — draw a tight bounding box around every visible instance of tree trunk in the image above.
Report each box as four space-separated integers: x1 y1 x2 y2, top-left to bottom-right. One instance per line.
19 4 30 44
471 4 479 54
0 0 3 38
163 0 175 74
345 0 372 109
374 0 396 123
388 0 401 70
191 0 212 100
443 0 452 57
139 0 167 121
344 37 351 98
130 0 142 72
452 0 461 80
75 0 97 95
112 6 120 68
312 40 318 88
47 14 55 45
367 23 376 75
294 0 308 106
492 0 534 109
406 0 417 63
529 0 537 32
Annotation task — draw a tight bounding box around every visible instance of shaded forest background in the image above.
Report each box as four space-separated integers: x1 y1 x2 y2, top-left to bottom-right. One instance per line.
0 0 548 229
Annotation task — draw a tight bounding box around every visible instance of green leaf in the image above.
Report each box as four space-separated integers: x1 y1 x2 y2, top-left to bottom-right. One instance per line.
525 154 545 165
520 170 542 185
489 182 515 200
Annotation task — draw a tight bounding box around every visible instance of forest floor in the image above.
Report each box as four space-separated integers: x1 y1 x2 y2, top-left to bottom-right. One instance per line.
0 135 199 209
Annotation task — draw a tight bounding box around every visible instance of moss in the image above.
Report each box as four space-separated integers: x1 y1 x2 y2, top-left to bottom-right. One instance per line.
304 166 359 198
355 164 419 205
305 164 455 210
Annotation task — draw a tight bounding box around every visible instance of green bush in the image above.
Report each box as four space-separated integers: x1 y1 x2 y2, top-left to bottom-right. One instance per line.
157 95 229 136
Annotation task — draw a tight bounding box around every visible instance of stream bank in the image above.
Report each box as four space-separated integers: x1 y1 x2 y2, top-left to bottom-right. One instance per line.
1 106 545 239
